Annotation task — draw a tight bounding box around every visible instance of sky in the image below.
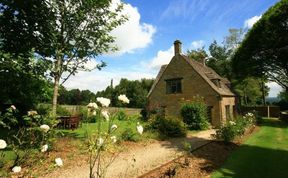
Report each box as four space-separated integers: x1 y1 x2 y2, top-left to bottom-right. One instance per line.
63 0 282 97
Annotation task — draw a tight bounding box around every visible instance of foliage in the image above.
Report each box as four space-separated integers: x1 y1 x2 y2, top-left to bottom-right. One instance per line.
79 107 96 123
216 122 238 143
212 118 288 178
86 94 136 178
148 115 187 138
233 77 269 105
0 106 18 129
0 52 52 113
120 128 139 142
207 28 244 80
58 86 96 105
0 106 58 171
180 102 209 130
232 0 288 90
115 110 127 121
56 105 71 116
140 108 148 121
96 78 154 108
216 113 256 143
275 91 288 110
0 0 127 115
186 47 208 62
36 104 52 116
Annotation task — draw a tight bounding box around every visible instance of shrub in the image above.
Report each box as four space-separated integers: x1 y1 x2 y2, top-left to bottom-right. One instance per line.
120 128 139 142
140 108 148 121
79 107 95 123
216 113 256 143
180 102 209 130
149 115 187 137
56 106 71 116
216 122 238 143
116 110 127 121
36 104 51 116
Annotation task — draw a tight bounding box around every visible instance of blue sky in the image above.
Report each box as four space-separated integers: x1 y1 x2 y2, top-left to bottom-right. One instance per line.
64 0 282 97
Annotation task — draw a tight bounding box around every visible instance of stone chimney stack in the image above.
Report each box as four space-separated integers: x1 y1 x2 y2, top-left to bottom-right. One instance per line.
174 40 182 55
201 57 206 66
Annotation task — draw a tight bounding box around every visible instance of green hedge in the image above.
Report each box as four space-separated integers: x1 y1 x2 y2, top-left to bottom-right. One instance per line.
180 102 209 130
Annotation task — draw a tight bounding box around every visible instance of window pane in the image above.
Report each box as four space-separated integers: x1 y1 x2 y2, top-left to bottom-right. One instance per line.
166 78 182 94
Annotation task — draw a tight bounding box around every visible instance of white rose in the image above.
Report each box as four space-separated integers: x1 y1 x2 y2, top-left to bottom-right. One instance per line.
0 139 7 149
55 158 63 167
40 124 50 133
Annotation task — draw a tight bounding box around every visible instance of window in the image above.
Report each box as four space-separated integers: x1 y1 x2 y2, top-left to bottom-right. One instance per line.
207 106 213 123
211 79 221 88
166 78 182 94
225 105 231 120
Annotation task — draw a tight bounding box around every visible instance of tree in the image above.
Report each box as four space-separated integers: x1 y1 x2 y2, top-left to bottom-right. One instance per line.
0 0 127 115
233 77 269 105
186 47 208 62
95 78 154 108
0 51 52 113
207 40 232 79
207 29 244 79
232 0 288 91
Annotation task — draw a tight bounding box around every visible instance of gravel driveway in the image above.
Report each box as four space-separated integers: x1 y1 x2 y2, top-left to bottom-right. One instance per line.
42 129 215 178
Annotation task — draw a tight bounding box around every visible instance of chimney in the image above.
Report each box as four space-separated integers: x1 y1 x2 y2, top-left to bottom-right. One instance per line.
174 40 182 55
201 57 206 66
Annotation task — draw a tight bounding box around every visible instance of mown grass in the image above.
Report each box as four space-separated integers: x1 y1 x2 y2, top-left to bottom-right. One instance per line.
212 118 288 178
59 117 156 140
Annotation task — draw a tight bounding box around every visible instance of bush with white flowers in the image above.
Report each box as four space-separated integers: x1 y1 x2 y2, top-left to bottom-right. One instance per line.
86 95 139 178
216 113 257 143
0 139 7 168
0 105 61 174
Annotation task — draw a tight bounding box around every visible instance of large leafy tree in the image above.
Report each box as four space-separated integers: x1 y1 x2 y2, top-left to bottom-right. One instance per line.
0 51 52 113
232 0 288 91
0 0 126 115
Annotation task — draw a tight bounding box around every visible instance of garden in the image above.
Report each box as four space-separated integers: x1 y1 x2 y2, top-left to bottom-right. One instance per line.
1 0 288 178
0 94 204 177
0 94 265 178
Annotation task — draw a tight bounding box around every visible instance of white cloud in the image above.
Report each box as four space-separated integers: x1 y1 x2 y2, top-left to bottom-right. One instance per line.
109 0 156 56
82 59 98 70
190 40 205 49
267 82 282 97
244 15 262 29
63 69 155 92
143 46 174 70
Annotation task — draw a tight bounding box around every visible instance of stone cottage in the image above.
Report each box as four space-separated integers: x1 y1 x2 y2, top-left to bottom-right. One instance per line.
147 40 236 126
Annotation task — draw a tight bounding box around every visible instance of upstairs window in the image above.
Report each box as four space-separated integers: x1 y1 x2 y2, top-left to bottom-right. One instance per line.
211 79 221 88
166 78 182 94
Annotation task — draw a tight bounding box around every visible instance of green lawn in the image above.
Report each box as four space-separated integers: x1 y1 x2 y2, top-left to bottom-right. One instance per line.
59 117 156 140
212 118 288 178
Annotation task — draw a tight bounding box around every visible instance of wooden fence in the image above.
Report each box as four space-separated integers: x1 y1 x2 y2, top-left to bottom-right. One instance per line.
240 106 280 118
61 105 141 116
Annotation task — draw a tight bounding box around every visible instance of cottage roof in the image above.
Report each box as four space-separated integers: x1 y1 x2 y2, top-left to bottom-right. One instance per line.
148 64 167 97
148 54 235 97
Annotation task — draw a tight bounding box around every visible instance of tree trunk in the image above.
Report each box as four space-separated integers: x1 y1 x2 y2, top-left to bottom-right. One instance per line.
52 75 60 116
261 79 266 105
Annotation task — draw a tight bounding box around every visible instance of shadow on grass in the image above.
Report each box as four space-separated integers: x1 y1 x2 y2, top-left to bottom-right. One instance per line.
259 117 288 128
212 144 288 178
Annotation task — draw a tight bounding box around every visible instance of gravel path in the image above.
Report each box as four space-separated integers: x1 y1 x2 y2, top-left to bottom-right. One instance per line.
42 129 215 178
